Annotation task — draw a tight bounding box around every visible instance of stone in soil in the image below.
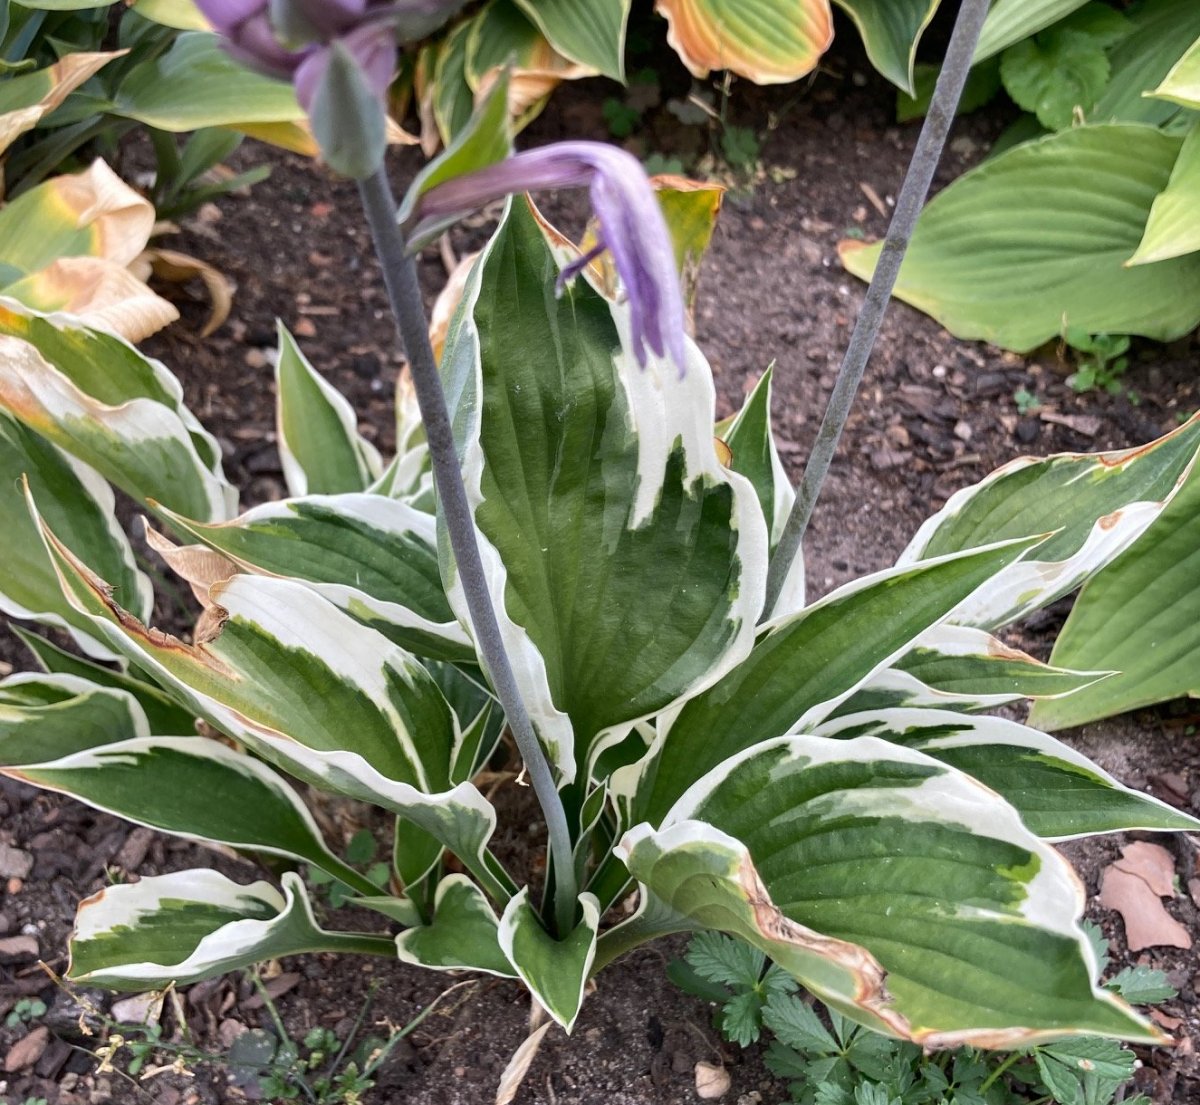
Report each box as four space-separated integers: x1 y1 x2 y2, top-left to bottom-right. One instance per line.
4 1025 50 1072
0 843 32 879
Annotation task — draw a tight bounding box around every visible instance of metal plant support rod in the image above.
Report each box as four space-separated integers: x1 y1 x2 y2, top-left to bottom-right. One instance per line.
763 0 993 618
358 168 579 938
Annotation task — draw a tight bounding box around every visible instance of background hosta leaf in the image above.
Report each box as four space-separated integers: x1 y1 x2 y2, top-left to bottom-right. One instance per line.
157 495 471 662
901 414 1200 627
0 51 118 157
1092 0 1200 128
395 875 515 977
973 0 1091 62
833 0 940 95
631 538 1038 823
0 414 151 647
441 199 766 782
655 0 834 84
275 325 381 496
68 871 393 990
512 0 627 82
839 125 1200 352
1031 457 1200 731
498 889 600 1030
110 31 305 131
619 737 1157 1045
1153 36 1200 109
1129 124 1200 265
815 709 1200 838
0 161 152 284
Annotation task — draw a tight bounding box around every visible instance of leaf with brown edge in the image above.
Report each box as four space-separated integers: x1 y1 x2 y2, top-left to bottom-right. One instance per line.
138 248 234 337
0 52 124 158
655 0 834 84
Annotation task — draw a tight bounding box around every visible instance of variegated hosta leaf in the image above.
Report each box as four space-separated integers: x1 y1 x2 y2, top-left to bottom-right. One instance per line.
900 413 1200 628
717 366 795 556
0 674 148 765
826 668 1013 718
498 889 600 1031
511 0 628 83
13 626 197 735
68 870 394 991
617 736 1157 1045
655 0 834 85
1031 450 1200 732
893 625 1111 707
814 709 1200 839
0 299 235 520
29 503 513 901
440 199 767 783
155 495 471 662
625 537 1039 824
0 52 121 159
275 324 382 496
9 734 379 893
395 874 516 977
0 413 151 656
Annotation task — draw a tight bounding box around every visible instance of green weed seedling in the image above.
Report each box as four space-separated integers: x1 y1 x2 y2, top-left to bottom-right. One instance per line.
1063 328 1132 398
672 927 1173 1105
308 829 391 909
1013 388 1042 415
5 997 47 1028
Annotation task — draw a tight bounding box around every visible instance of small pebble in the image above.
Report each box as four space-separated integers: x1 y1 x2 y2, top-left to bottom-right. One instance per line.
0 843 32 879
4 1025 49 1072
0 933 38 962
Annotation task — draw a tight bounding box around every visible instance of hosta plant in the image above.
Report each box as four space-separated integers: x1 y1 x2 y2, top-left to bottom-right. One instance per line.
1 0 1199 1064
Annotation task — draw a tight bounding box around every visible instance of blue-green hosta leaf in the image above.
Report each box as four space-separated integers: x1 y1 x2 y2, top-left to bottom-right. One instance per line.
28 500 513 901
833 0 941 95
1092 0 1200 128
395 874 516 977
814 709 1200 838
275 324 381 496
617 736 1158 1046
1129 123 1200 265
0 673 148 765
440 198 767 783
893 625 1111 707
68 870 394 991
901 413 1200 628
7 735 378 893
839 126 1200 352
512 0 627 82
1031 451 1200 731
624 537 1040 824
12 625 199 735
0 411 151 653
498 889 600 1030
155 495 471 662
0 300 235 520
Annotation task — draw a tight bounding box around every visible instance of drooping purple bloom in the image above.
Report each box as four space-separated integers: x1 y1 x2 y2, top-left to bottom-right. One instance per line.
410 142 688 370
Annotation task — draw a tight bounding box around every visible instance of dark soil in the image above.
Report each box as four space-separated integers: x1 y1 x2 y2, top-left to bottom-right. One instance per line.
3 24 1200 1105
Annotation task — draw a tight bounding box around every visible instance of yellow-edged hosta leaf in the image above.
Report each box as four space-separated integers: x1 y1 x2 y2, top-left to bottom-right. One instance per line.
1152 36 1200 109
833 0 941 95
1128 124 1200 265
512 0 628 83
2 258 179 342
0 51 122 157
132 0 209 29
138 247 233 337
655 0 834 84
0 160 154 282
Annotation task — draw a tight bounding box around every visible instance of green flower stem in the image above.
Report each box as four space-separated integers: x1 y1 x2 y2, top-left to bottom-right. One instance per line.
357 167 578 938
762 0 992 618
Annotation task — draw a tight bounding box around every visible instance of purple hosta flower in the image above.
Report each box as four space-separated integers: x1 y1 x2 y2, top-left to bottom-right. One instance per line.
195 0 400 108
412 142 687 370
